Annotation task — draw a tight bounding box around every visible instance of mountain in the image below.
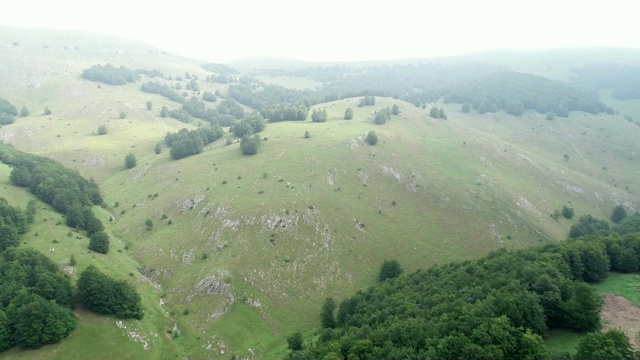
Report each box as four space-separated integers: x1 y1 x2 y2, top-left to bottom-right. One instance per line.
1 27 640 359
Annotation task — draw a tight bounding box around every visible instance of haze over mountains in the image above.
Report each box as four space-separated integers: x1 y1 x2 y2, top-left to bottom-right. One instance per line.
0 26 640 359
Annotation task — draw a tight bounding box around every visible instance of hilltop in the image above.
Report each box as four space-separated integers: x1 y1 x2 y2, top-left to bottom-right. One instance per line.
0 27 640 359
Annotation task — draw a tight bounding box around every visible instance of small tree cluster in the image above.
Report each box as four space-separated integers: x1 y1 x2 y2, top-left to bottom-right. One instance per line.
611 205 627 224
81 63 139 85
88 232 109 254
260 104 308 122
561 206 575 219
202 91 217 102
232 113 266 138
124 153 137 169
358 96 376 107
76 265 144 319
166 125 224 160
379 259 403 281
365 131 378 145
374 108 391 125
311 109 328 123
344 107 353 120
240 135 261 155
0 98 17 125
430 107 447 119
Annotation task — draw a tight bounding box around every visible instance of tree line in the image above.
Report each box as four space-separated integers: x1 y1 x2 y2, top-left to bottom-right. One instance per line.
287 230 640 359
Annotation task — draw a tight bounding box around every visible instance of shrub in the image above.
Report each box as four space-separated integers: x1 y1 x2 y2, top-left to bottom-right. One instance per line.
124 153 137 169
379 259 403 281
88 232 109 254
365 131 378 145
561 206 575 219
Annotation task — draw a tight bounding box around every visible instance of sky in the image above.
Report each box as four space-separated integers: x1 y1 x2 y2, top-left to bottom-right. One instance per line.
1 0 638 63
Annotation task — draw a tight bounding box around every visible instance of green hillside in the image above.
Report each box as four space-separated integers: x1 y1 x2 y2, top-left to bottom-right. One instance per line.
1 27 640 359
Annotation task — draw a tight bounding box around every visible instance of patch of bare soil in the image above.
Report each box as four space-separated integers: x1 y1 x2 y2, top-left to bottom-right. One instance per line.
601 294 640 348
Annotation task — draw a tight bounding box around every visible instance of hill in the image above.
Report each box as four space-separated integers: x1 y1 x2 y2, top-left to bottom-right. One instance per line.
1 27 640 359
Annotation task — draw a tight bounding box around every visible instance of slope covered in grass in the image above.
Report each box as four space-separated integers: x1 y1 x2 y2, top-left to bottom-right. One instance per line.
1 27 640 358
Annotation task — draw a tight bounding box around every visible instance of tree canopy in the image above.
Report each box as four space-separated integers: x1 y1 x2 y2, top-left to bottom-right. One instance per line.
81 64 139 85
0 98 17 125
165 125 224 160
0 247 76 350
443 71 612 116
284 231 640 359
76 266 143 319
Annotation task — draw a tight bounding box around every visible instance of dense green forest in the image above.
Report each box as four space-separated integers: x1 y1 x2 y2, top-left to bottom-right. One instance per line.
443 71 613 116
236 64 613 117
571 63 640 100
229 79 322 110
289 230 640 360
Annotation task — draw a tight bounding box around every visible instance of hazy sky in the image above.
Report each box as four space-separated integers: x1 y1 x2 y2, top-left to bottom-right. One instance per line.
2 0 638 62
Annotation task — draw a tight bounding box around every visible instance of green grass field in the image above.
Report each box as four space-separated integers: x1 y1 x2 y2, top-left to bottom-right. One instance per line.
2 28 640 359
594 272 640 307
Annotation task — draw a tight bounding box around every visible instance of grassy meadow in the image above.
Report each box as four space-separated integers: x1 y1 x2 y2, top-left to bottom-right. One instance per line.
1 28 640 358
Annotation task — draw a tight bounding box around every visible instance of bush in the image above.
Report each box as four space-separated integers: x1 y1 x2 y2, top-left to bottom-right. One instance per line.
344 108 353 120
124 153 137 169
287 332 304 351
611 205 627 224
379 259 403 281
88 232 109 254
365 131 378 145
561 206 574 219
304 131 311 139
240 136 261 155
374 108 390 124
97 125 107 135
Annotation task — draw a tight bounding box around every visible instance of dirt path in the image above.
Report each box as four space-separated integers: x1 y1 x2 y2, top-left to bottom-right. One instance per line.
601 294 640 348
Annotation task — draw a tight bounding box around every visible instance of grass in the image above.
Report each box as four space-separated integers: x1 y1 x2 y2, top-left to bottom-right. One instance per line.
544 329 582 356
544 272 640 355
594 272 640 307
2 29 640 358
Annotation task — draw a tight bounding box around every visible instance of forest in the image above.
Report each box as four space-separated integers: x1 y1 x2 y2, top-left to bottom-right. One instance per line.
442 71 613 116
571 63 640 100
289 229 640 360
